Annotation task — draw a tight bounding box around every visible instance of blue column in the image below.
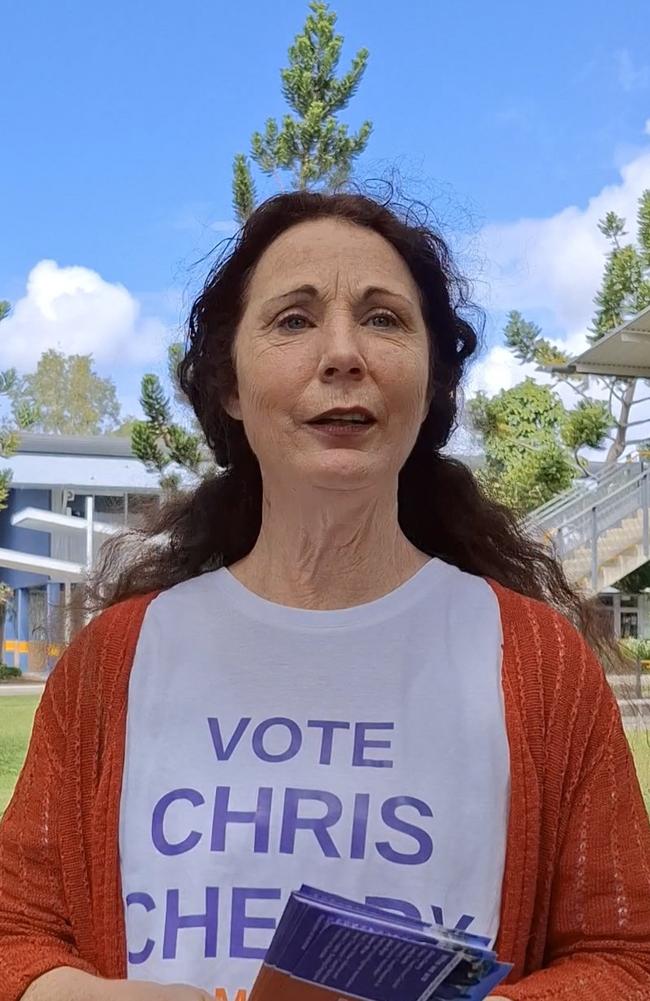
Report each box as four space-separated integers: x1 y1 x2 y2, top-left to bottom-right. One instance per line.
17 588 29 673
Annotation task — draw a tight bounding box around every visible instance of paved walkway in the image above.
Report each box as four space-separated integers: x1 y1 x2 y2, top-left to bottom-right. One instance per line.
0 683 45 697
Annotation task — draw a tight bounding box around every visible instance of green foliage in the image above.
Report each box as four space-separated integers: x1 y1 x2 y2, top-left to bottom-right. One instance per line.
131 371 207 486
132 341 209 486
586 189 650 463
232 154 257 225
8 350 122 435
0 665 21 681
0 305 17 511
620 637 650 665
598 211 627 245
139 373 170 431
618 560 650 595
591 244 646 340
469 379 579 513
13 401 40 431
131 419 167 471
504 310 569 367
591 191 650 340
232 0 372 221
504 311 545 364
560 399 611 451
638 191 650 267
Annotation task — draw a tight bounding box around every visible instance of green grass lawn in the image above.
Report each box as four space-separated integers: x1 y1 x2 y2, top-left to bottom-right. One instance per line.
627 730 650 812
0 695 39 817
0 693 649 820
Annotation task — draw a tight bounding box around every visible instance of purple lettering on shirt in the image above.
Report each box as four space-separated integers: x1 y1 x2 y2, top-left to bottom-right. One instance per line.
376 795 434 865
352 722 395 768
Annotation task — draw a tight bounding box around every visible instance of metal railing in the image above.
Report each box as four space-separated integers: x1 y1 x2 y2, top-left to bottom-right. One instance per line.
531 462 625 523
529 461 646 539
529 461 650 592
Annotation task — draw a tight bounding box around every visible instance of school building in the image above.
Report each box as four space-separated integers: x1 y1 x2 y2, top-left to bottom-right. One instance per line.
0 433 161 674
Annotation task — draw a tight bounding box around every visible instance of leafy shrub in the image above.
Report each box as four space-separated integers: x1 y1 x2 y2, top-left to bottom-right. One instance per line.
620 638 650 667
0 663 21 681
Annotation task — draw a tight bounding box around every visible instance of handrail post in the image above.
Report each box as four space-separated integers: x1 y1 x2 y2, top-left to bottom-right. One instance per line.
85 495 94 570
591 505 598 593
640 472 644 560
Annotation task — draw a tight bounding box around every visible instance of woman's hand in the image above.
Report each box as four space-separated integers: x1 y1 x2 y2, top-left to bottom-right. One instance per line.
111 982 214 999
22 967 215 1001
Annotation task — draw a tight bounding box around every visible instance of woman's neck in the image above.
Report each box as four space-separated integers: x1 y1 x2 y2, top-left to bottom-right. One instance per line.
228 485 430 610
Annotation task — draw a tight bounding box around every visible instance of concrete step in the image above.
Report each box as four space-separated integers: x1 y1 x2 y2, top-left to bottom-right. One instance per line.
619 698 650 720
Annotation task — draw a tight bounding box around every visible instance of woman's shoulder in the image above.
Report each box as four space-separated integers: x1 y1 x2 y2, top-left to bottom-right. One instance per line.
488 579 617 759
488 577 594 659
48 591 159 702
80 590 160 654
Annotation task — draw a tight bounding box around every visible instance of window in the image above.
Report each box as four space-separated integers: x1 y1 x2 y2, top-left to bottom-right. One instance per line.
621 611 639 639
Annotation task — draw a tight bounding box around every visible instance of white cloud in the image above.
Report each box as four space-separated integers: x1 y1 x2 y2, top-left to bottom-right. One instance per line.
1 260 170 371
645 119 650 137
476 147 650 335
464 135 650 411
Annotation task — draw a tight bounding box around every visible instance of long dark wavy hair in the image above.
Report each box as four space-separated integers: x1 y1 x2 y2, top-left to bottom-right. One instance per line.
93 190 610 653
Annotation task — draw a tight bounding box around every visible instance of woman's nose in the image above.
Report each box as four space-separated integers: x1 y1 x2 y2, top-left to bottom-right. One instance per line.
318 320 367 381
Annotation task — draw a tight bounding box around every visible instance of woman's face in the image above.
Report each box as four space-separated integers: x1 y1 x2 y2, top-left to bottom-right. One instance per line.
227 218 431 494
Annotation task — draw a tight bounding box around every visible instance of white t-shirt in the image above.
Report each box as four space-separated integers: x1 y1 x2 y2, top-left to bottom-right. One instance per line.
119 559 510 998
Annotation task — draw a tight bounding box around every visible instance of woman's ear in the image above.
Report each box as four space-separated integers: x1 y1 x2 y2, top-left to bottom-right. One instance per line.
222 386 243 421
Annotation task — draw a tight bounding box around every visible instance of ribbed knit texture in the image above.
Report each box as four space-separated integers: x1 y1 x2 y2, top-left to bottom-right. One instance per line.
0 583 649 1000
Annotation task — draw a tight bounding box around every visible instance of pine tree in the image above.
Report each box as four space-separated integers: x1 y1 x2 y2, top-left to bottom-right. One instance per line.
232 0 372 221
131 368 209 493
232 154 257 225
135 1 374 485
589 192 650 462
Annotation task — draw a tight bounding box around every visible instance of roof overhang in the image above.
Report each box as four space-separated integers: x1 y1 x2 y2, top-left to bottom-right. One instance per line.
0 548 84 582
10 507 119 538
551 304 650 379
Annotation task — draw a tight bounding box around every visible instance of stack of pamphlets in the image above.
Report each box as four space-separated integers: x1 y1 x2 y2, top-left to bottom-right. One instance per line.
249 885 511 1001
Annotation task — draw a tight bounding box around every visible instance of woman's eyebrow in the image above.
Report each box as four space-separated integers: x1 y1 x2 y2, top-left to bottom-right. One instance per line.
261 284 319 310
260 283 416 312
359 286 415 309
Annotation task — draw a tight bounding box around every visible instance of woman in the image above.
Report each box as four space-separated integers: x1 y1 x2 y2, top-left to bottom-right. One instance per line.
1 191 649 1001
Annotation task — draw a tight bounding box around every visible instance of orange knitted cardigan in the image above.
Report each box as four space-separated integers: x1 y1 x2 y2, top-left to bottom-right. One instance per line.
1 582 650 1001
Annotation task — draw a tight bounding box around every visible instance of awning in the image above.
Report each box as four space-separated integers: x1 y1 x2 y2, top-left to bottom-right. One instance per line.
11 507 119 537
0 548 84 582
552 304 650 379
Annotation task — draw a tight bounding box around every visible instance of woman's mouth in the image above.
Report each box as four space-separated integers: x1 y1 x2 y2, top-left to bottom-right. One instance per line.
305 408 377 438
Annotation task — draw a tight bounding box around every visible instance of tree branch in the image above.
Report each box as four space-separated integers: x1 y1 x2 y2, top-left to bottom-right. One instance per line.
563 381 598 405
619 418 650 430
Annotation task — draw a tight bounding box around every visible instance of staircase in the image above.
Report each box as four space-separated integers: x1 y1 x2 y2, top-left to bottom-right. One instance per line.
528 460 650 593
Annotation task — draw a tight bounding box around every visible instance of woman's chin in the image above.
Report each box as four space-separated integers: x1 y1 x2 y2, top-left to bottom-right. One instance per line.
298 451 384 489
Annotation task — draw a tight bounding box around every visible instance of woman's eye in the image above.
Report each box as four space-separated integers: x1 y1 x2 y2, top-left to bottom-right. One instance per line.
367 312 398 328
278 313 310 331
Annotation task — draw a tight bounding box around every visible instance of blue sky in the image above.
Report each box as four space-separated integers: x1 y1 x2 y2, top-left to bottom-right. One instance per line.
2 0 650 418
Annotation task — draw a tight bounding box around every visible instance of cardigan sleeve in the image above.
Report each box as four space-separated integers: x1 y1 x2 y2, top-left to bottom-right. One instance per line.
0 640 100 1001
496 624 650 1000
